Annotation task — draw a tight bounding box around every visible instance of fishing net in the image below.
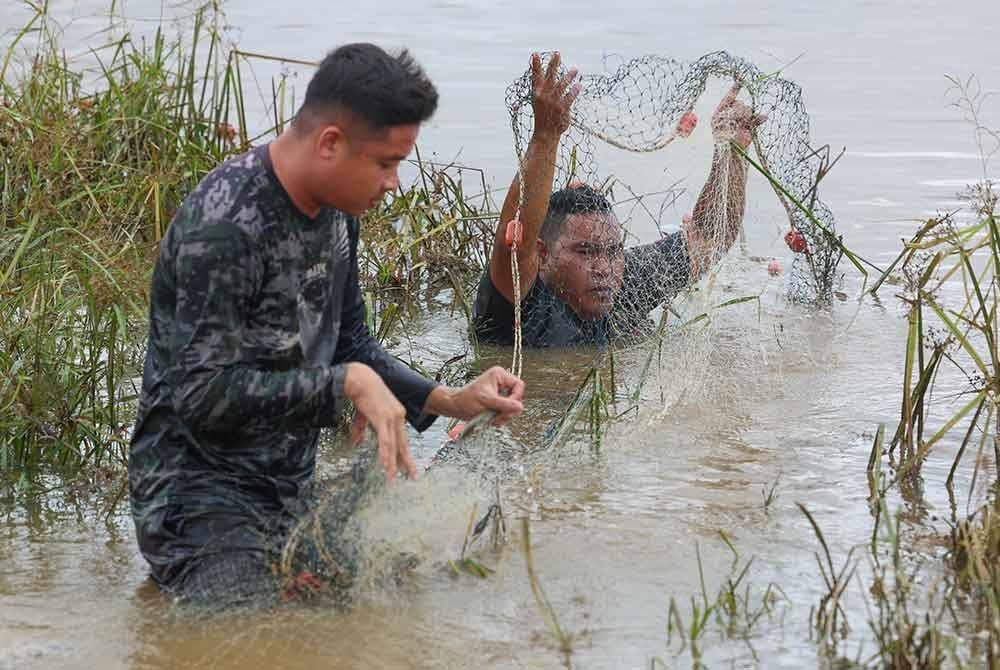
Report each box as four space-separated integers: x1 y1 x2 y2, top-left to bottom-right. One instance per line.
502 51 841 369
267 421 518 609
478 49 845 448
163 442 383 615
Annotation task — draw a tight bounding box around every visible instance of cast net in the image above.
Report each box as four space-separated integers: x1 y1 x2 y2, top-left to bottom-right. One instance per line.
502 51 842 373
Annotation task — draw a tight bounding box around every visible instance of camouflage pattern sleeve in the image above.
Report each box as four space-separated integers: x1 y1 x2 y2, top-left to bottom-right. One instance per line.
333 224 439 431
168 217 346 433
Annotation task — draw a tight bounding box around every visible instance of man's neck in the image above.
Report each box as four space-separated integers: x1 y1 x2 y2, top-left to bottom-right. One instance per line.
269 134 322 219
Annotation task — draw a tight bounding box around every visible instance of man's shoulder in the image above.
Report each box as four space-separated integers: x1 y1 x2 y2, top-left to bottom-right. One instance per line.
174 148 273 241
471 271 548 344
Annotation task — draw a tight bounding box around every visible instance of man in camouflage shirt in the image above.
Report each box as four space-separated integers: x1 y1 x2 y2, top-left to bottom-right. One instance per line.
129 44 525 608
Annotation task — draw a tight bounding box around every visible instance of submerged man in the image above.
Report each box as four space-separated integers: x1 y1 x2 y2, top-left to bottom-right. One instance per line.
128 44 524 608
473 53 762 347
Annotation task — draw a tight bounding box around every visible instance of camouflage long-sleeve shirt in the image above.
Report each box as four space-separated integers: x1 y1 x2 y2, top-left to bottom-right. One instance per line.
128 145 438 589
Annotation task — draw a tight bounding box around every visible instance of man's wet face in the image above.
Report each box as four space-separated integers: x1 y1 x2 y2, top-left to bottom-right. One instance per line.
542 212 625 321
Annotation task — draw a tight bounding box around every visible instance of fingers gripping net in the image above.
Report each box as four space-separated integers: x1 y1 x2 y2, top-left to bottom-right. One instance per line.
505 51 842 308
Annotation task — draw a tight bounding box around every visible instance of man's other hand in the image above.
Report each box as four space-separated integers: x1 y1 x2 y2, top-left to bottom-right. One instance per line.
425 366 526 425
530 52 581 142
711 83 766 148
344 362 417 484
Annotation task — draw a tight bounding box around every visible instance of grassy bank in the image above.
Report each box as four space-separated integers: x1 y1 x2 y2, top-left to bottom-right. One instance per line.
0 3 494 483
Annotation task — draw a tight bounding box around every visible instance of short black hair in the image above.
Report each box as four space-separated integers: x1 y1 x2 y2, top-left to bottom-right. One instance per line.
296 43 438 131
539 184 614 244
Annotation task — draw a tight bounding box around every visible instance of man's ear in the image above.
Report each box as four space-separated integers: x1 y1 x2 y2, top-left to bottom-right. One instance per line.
315 124 345 161
536 237 548 268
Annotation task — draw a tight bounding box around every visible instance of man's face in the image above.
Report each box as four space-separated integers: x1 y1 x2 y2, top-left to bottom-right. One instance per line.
313 122 419 216
540 212 625 321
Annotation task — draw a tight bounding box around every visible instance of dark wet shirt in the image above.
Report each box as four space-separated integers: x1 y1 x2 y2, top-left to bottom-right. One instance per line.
128 145 438 588
472 232 690 347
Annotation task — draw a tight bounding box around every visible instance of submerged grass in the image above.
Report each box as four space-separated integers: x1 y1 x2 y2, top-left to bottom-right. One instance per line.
660 531 788 668
839 78 1000 668
0 3 496 484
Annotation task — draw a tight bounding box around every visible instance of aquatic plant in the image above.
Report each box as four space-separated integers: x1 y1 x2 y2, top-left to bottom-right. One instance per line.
660 531 788 667
521 517 575 663
852 75 1000 667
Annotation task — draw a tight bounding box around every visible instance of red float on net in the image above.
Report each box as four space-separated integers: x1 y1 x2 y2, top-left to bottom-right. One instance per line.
784 228 808 254
447 422 466 442
504 217 523 249
676 111 698 138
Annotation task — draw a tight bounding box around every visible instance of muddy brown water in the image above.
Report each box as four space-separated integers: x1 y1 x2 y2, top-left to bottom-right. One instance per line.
2 0 1000 667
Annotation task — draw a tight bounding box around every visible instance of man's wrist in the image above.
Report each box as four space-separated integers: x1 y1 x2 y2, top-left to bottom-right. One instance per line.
342 362 370 401
531 130 562 148
424 385 458 417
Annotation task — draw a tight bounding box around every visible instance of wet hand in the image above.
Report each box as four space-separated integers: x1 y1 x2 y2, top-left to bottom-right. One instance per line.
426 366 525 424
530 51 581 142
344 362 417 485
711 83 766 149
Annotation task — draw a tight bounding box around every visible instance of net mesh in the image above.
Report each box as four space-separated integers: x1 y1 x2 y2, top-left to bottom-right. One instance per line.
169 426 518 613
505 50 842 315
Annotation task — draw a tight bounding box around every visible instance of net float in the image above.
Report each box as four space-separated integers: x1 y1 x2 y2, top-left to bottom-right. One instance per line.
784 228 808 253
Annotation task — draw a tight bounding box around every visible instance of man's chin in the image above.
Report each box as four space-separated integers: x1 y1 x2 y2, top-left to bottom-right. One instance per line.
578 300 614 321
324 195 371 218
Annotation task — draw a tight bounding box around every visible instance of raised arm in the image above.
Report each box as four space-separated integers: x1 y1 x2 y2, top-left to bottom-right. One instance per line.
684 84 763 279
489 52 580 303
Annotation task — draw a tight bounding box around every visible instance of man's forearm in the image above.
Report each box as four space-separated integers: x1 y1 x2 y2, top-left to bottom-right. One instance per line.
498 131 560 243
171 363 345 433
723 149 748 245
490 132 560 301
335 295 439 430
423 385 458 418
690 144 748 261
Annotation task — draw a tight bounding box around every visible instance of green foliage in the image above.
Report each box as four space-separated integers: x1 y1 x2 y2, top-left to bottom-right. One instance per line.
1 3 239 476
863 91 1000 664
660 532 788 667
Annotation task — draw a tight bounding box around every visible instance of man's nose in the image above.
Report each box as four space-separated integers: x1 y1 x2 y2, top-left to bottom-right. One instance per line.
383 171 400 193
590 255 612 276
